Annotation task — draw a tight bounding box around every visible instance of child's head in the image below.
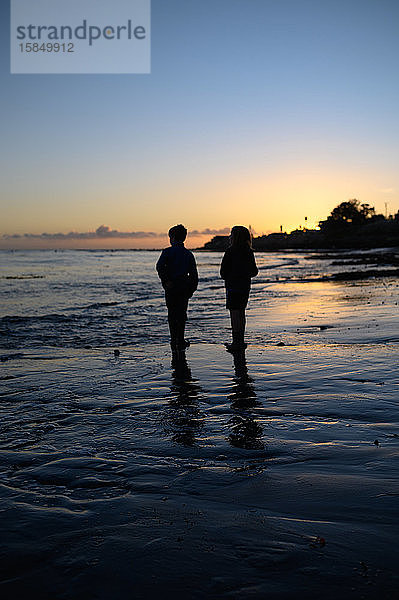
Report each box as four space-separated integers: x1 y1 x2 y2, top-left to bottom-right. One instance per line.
230 225 251 248
168 224 187 243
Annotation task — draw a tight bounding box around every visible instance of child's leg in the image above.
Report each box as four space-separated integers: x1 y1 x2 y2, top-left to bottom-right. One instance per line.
166 292 178 351
229 309 246 346
167 309 178 349
167 295 189 352
175 296 189 350
230 308 246 334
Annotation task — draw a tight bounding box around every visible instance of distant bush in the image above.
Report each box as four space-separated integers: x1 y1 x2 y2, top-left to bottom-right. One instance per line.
202 200 399 251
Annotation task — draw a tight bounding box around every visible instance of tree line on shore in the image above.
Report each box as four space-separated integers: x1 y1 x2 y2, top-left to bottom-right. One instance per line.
202 199 399 251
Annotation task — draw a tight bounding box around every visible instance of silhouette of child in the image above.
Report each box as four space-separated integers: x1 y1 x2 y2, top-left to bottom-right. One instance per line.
220 226 258 352
156 225 198 358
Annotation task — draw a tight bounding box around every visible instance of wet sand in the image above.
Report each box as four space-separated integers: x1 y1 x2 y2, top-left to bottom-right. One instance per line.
1 333 398 599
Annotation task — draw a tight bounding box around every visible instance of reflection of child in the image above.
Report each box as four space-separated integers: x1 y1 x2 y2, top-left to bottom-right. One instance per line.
220 226 258 352
156 225 198 358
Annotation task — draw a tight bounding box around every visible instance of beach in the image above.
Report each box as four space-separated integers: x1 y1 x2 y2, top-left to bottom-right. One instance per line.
1 249 399 599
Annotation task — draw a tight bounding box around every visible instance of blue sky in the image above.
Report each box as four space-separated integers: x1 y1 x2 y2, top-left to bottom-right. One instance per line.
1 0 399 247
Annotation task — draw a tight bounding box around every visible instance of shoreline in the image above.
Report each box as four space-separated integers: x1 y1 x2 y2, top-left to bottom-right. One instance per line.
1 245 399 254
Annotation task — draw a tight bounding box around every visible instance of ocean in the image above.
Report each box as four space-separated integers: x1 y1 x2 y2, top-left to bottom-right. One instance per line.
1 248 398 351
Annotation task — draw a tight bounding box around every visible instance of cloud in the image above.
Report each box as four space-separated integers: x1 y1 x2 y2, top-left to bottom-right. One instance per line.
190 227 230 235
3 226 161 240
3 226 230 240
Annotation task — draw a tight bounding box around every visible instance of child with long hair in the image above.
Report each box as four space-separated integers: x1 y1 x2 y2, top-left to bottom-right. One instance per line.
220 226 258 352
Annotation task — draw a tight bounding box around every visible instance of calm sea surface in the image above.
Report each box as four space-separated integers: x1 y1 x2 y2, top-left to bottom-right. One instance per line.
2 248 397 350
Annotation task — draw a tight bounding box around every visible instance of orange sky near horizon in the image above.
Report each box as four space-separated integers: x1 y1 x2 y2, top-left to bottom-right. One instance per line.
1 163 397 249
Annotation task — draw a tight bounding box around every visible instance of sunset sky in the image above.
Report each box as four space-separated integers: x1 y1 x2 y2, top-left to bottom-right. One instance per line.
1 0 399 248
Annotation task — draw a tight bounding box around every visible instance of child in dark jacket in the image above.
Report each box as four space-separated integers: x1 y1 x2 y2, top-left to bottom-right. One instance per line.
220 226 258 352
156 224 198 358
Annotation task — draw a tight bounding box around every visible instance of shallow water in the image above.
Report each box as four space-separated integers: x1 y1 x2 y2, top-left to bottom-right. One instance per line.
1 249 398 350
1 250 399 598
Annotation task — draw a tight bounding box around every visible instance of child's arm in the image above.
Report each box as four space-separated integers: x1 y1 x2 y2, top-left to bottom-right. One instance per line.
220 250 231 280
249 250 258 278
188 253 199 296
156 250 172 288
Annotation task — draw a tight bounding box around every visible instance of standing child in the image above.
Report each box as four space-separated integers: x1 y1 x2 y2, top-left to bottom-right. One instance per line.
220 226 258 352
156 224 198 359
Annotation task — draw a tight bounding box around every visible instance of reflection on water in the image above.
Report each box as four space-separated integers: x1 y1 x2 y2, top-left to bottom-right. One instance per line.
227 352 264 450
163 356 203 447
162 352 265 450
